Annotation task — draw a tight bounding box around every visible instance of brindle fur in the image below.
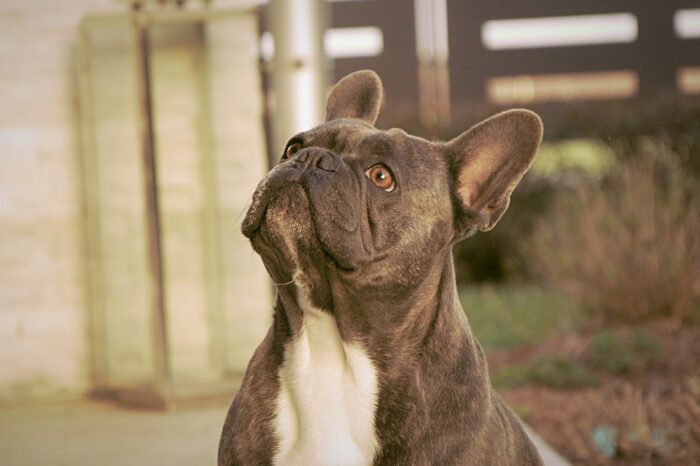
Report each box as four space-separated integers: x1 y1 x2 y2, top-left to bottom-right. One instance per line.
219 70 544 465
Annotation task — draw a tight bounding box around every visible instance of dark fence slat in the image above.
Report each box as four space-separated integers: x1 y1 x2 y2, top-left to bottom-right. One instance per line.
448 0 700 105
330 0 418 118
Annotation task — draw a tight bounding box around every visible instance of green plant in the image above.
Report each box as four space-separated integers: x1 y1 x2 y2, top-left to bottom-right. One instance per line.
493 355 598 389
459 285 582 349
492 364 532 389
588 328 664 376
589 330 637 375
528 355 599 389
630 328 663 361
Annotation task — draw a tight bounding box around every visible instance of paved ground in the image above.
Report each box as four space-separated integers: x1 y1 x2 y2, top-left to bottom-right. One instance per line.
0 399 569 466
0 399 226 466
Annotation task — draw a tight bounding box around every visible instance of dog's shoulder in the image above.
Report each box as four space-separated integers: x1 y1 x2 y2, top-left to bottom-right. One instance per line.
218 328 280 466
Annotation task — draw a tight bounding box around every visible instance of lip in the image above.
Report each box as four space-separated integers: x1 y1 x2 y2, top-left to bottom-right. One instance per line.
242 191 355 272
241 189 270 238
241 168 301 238
241 168 361 272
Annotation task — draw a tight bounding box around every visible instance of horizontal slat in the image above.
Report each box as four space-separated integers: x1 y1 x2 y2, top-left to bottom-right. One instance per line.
675 8 700 38
482 13 637 50
486 70 639 104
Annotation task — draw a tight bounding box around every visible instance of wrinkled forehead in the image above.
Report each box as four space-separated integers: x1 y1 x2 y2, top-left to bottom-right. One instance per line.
296 120 409 159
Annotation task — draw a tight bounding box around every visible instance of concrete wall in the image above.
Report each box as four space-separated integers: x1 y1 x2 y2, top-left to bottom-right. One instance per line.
0 0 270 402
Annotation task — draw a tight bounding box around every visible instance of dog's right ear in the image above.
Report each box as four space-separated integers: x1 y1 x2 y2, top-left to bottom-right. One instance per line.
325 70 383 125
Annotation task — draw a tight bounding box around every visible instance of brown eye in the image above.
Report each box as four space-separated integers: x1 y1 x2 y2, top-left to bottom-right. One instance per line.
366 164 396 192
284 142 302 159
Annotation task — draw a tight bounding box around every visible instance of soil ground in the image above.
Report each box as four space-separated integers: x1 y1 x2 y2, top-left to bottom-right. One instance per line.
489 323 700 466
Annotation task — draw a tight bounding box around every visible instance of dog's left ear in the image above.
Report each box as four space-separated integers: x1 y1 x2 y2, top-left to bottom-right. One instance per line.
449 109 543 236
325 70 383 125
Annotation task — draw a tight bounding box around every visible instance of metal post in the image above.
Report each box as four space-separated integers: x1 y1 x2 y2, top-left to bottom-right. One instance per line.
269 0 329 154
132 5 171 404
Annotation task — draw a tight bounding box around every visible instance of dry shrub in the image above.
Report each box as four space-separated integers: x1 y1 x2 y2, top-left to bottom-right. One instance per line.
511 379 700 466
568 380 700 465
499 323 700 466
528 145 700 323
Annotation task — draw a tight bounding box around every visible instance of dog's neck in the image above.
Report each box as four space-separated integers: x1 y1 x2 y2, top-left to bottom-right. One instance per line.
271 249 478 371
269 250 485 465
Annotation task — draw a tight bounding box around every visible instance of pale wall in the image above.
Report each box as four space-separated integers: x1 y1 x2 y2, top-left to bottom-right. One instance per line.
0 0 268 401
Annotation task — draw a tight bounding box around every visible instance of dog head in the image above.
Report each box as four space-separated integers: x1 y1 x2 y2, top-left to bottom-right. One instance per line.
242 70 542 312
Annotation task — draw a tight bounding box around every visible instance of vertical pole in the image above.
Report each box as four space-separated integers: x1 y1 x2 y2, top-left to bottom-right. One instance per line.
415 0 451 129
269 0 329 155
132 6 171 403
432 0 451 125
415 0 436 127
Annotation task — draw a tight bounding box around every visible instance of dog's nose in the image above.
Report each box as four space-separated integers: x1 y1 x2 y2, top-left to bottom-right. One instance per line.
292 149 339 172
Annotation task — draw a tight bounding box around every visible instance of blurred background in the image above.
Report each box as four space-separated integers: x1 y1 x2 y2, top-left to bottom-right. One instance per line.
0 0 698 465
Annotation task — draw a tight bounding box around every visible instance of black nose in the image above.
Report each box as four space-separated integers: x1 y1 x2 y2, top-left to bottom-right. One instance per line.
292 149 339 172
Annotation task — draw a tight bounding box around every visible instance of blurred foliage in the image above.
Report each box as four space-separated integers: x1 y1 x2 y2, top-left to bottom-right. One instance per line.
491 327 665 389
527 147 700 323
630 328 664 361
490 322 667 387
583 382 700 465
493 354 599 389
527 355 599 389
530 139 614 176
588 329 663 376
448 94 700 290
459 285 582 349
509 403 531 421
454 174 559 283
535 95 700 176
589 330 638 375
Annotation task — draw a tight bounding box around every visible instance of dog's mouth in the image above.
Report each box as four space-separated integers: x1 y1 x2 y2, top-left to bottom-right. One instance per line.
241 185 272 239
241 180 358 272
241 166 302 238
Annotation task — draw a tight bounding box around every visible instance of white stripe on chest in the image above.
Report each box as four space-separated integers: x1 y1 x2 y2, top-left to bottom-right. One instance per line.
273 293 379 466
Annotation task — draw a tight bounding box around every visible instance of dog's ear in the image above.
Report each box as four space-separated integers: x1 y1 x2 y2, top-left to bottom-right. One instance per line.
448 109 543 236
325 70 383 125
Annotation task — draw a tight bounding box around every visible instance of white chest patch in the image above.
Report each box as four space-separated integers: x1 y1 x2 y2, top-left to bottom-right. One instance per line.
272 292 379 466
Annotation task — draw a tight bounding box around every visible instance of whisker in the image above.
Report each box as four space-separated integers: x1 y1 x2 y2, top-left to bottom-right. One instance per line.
272 278 294 287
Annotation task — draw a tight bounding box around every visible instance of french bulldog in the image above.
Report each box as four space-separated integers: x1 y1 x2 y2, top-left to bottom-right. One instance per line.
218 70 544 465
